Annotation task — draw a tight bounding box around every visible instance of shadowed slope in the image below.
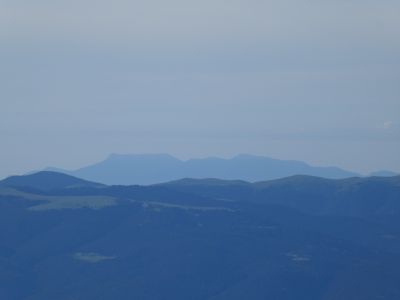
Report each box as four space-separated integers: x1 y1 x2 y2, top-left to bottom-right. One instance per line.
0 171 104 191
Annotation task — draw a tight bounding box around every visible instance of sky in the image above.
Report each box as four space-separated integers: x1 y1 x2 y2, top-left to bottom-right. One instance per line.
1 0 399 178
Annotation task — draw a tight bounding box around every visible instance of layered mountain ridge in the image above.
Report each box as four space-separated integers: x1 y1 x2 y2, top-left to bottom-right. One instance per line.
40 153 361 185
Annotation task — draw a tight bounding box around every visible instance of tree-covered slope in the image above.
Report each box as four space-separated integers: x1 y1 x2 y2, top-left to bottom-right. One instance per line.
0 172 399 299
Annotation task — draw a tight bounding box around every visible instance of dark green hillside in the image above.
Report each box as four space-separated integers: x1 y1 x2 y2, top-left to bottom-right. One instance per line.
0 171 104 191
1 172 400 299
163 175 400 218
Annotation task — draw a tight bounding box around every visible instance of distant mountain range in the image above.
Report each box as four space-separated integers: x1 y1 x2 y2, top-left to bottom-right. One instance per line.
370 170 399 177
42 153 363 185
1 171 400 299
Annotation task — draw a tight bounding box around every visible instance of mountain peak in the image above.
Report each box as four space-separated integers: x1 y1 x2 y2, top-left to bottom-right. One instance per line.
0 171 104 191
106 153 179 161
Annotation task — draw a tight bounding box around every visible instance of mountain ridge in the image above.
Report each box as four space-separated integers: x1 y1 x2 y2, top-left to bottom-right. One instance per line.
0 171 104 191
38 153 360 185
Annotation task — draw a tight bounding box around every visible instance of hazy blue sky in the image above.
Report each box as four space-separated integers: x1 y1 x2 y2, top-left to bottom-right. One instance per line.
1 0 399 178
